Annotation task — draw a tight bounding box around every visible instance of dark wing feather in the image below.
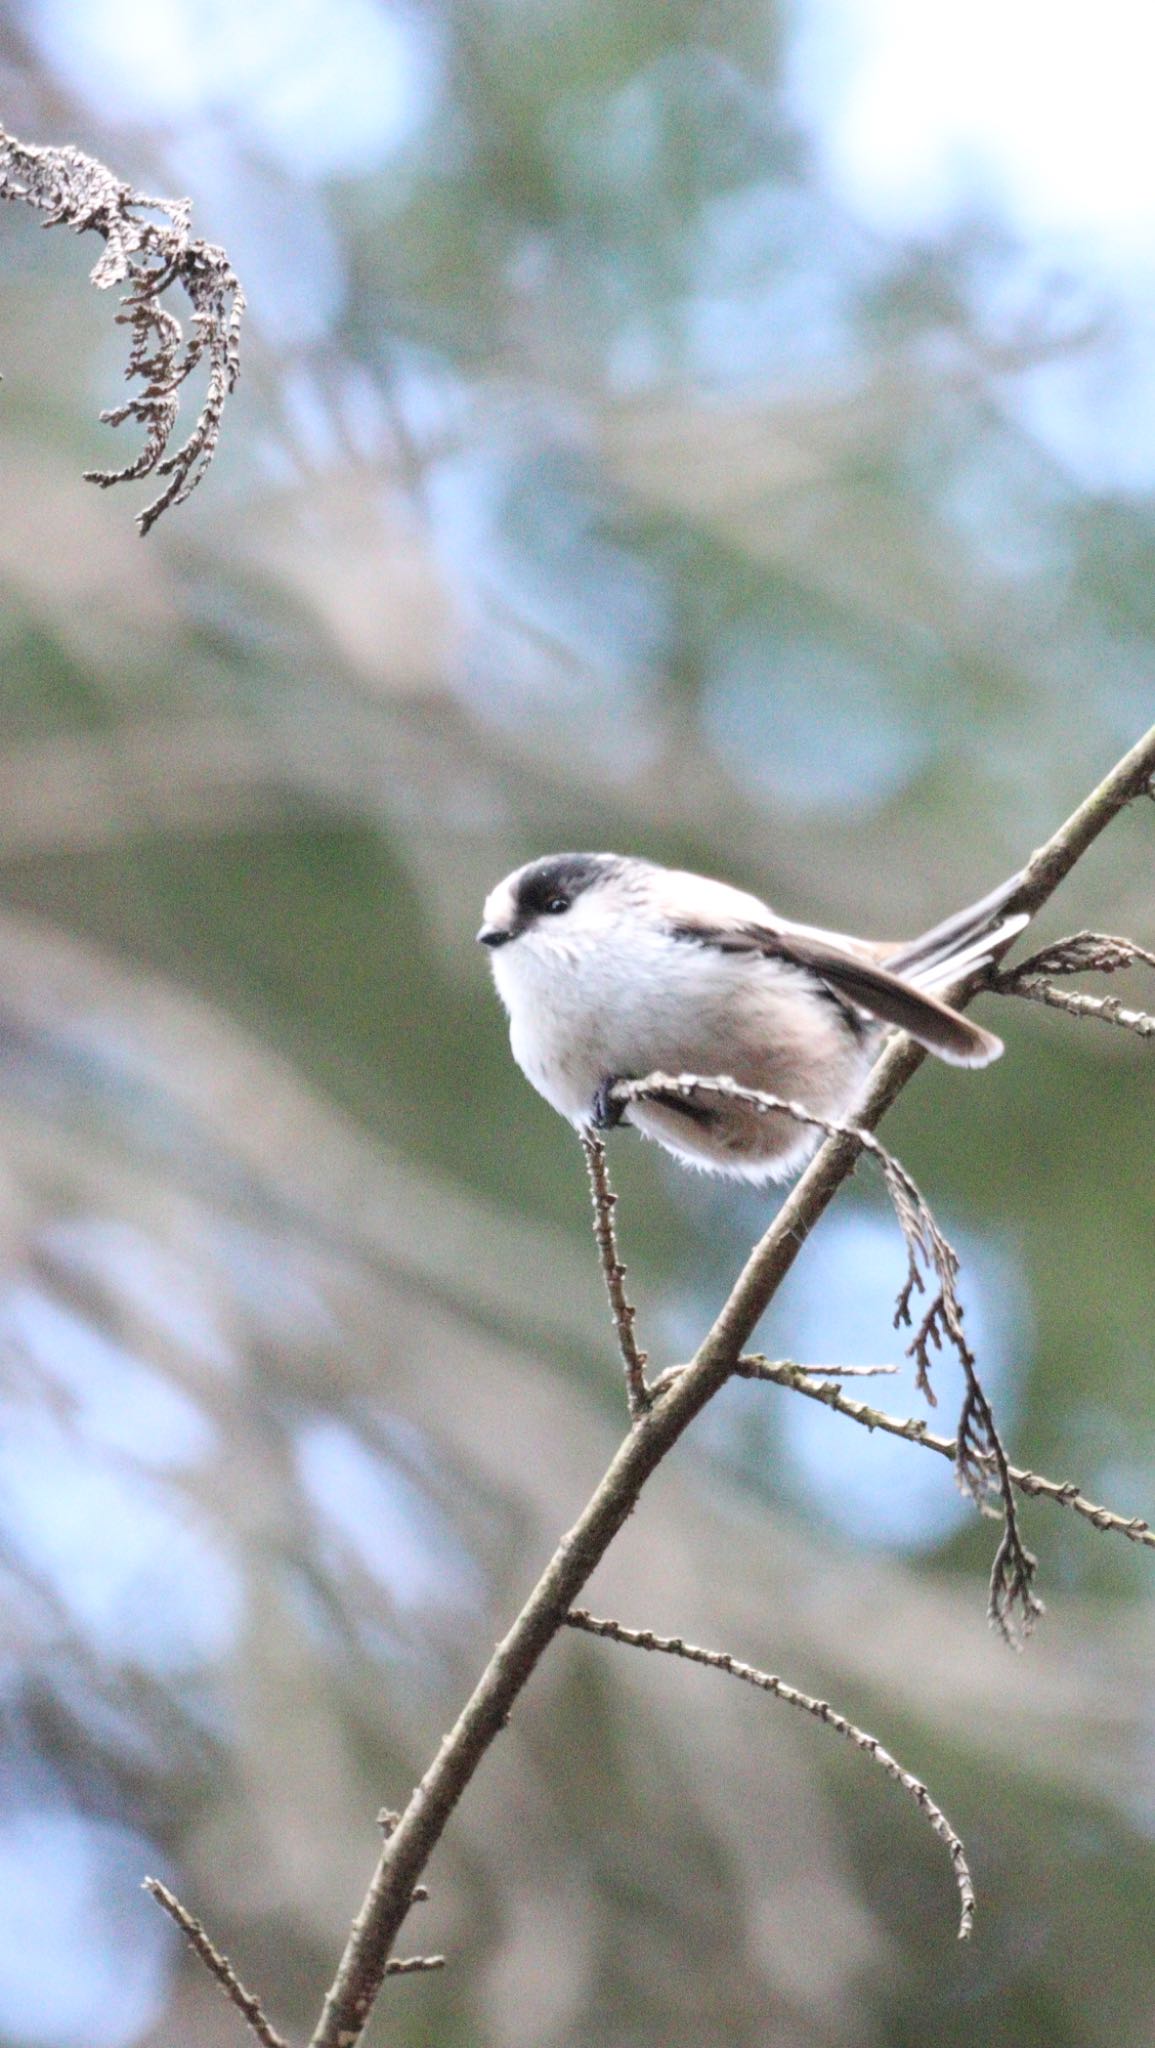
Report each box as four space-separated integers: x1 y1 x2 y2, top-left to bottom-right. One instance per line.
671 918 1003 1068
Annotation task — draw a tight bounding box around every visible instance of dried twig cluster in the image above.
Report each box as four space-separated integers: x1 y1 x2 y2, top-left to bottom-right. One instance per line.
0 124 244 533
611 1069 1041 1640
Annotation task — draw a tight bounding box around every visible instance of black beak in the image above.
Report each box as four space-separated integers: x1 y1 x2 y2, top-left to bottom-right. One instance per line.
477 923 512 948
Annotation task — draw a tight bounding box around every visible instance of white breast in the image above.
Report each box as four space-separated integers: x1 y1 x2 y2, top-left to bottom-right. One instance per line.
491 919 855 1132
491 923 662 1122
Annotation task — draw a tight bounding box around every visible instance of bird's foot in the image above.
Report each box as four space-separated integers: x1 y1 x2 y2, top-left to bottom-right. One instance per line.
590 1075 627 1130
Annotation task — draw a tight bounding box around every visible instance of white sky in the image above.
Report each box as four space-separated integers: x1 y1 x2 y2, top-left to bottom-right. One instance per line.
37 0 1155 257
28 0 435 177
789 0 1155 262
789 0 1155 488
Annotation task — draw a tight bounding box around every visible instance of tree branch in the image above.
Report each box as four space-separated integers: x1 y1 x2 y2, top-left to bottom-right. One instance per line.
998 930 1155 1037
143 1879 289 2048
734 1357 1155 1549
581 1133 650 1416
1001 932 1155 980
1011 983 1155 1036
307 721 1155 2048
564 1609 976 1940
610 1068 1040 1638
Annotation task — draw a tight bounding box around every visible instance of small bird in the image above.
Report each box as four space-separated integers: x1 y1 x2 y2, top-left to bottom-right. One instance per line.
479 853 1028 1182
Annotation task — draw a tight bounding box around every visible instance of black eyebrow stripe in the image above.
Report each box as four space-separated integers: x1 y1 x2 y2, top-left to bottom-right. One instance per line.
514 853 620 920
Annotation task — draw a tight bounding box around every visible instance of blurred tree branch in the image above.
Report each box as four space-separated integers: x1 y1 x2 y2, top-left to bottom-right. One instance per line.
297 720 1155 2048
143 1880 288 2048
0 122 244 533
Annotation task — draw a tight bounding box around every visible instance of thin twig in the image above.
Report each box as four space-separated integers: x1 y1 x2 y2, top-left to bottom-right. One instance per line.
0 124 244 532
1008 982 1155 1037
143 1879 289 2048
383 1955 446 1977
998 931 1155 1038
612 1070 1041 1642
565 1609 975 1941
784 1361 898 1376
609 1075 949 1409
582 1133 650 1417
647 1359 898 1399
307 722 1155 2048
736 1357 1155 1549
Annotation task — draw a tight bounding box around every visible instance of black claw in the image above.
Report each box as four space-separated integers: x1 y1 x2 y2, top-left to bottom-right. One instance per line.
591 1076 626 1130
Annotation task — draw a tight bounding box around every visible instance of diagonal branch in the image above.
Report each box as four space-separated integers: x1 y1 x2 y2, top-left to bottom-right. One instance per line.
584 1137 897 1410
307 720 1155 2048
564 1608 976 1940
0 124 244 533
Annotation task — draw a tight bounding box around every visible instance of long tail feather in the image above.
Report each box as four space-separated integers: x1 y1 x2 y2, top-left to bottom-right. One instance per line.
889 868 1026 979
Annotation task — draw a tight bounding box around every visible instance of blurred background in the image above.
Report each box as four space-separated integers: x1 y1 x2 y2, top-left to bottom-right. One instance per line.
0 3 1153 2044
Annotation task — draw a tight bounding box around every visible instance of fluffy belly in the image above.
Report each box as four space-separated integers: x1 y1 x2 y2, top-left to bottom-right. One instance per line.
626 1068 867 1182
504 945 876 1181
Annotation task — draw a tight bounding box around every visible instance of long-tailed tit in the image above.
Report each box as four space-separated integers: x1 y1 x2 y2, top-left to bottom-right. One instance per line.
478 853 1028 1182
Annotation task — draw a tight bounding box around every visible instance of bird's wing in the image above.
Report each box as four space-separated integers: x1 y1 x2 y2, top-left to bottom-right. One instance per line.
669 913 1003 1069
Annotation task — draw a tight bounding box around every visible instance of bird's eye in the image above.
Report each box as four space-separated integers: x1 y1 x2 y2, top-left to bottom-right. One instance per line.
544 895 570 915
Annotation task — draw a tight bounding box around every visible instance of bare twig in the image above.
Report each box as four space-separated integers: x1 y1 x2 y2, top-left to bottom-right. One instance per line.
383 1955 446 1977
585 1127 893 1408
612 1071 1041 1642
1007 982 1155 1038
143 1879 289 2048
998 931 1155 1038
565 1608 975 1940
307 722 1155 2048
582 1133 650 1417
645 1358 898 1400
0 124 244 532
736 1357 1155 1550
782 1361 898 1376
